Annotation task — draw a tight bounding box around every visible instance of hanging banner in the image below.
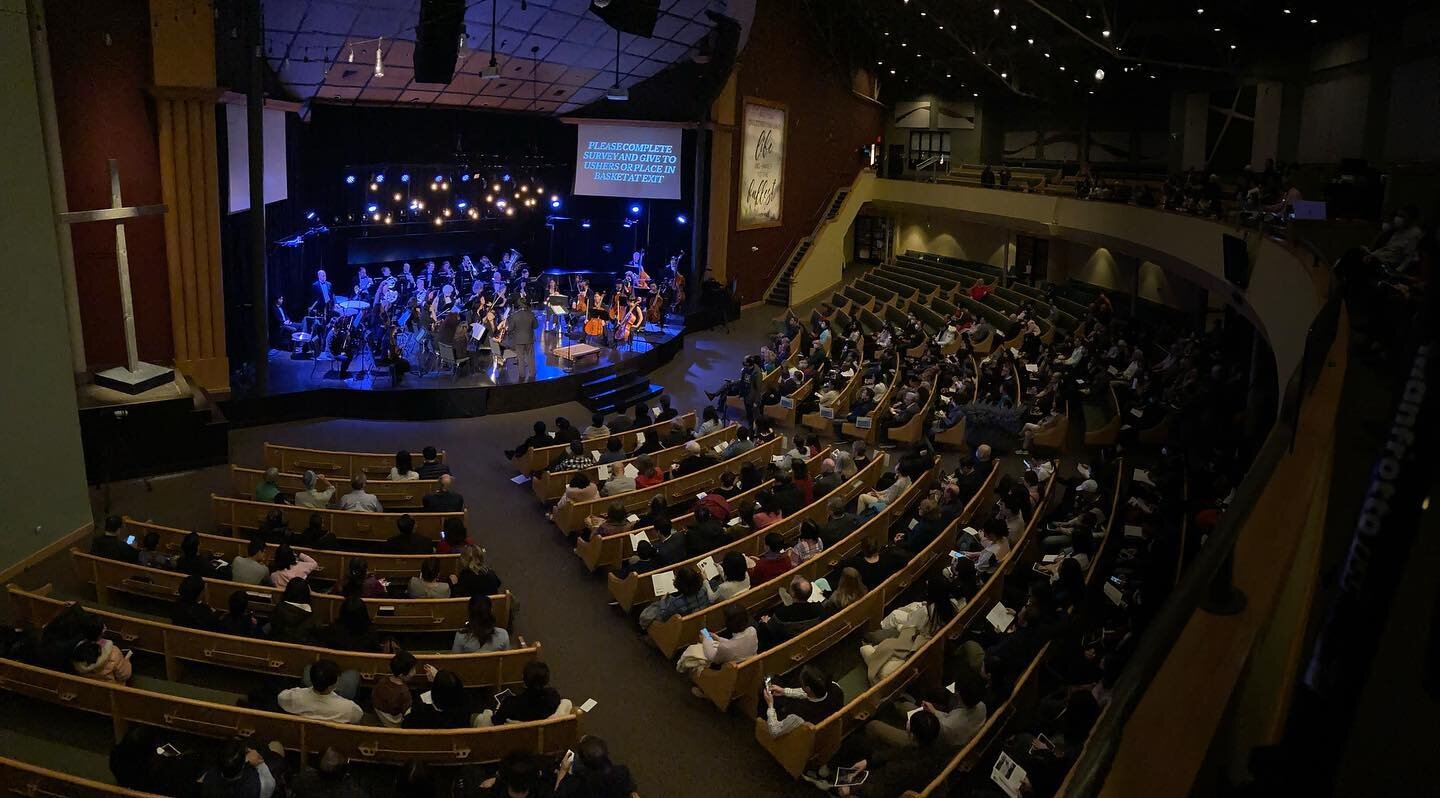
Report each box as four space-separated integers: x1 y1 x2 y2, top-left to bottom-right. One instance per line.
738 98 786 230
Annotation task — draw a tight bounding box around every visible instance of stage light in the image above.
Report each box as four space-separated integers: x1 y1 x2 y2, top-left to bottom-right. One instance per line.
393 193 402 202
416 200 425 210
434 216 443 226
457 200 468 209
345 175 356 184
520 185 529 193
369 182 378 191
443 208 451 217
1101 29 1110 38
441 181 449 190
304 210 316 220
409 199 419 209
468 208 478 219
372 212 381 221
496 199 507 208
367 204 378 212
435 175 444 183
630 205 641 215
581 220 591 228
551 200 561 208
376 174 384 183
537 186 544 193
430 182 438 191
676 214 687 224
384 215 392 224
992 7 999 16
491 183 501 192
502 173 511 182
550 194 559 202
1094 68 1105 81
505 207 514 216
400 173 410 183
461 174 470 182
485 194 494 203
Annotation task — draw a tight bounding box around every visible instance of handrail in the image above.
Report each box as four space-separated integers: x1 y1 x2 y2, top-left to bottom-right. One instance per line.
1062 281 1345 795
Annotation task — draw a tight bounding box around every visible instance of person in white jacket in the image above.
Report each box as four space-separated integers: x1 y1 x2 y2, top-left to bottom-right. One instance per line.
677 604 759 680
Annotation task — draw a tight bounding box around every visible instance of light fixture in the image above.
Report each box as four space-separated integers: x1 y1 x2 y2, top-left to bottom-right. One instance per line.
1196 7 1204 14
900 42 907 47
1101 29 1110 38
1027 38 1034 45
374 40 384 77
1010 24 1017 31
485 194 494 203
393 193 401 202
371 212 380 221
384 215 392 224
630 205 641 215
304 210 316 220
1094 68 1105 81
1309 17 1318 24
441 181 449 190
1229 44 1236 50
376 174 384 183
345 175 356 185
366 203 378 212
369 182 378 191
1213 27 1221 32
889 69 896 74
606 28 627 101
551 199 561 208
443 208 451 217
1000 71 1007 78
347 47 354 63
676 214 688 224
505 207 514 216
400 173 410 183
434 216 443 226
550 194 558 202
992 7 1000 16
1059 65 1066 71
491 183 501 192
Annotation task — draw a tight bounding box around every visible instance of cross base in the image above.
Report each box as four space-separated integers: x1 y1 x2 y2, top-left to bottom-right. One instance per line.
93 361 175 395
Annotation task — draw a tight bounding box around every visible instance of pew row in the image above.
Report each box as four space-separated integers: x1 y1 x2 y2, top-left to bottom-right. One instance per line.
70 550 505 633
230 465 437 511
8 584 537 689
264 444 444 479
531 423 738 502
0 657 580 765
516 412 696 475
211 496 464 544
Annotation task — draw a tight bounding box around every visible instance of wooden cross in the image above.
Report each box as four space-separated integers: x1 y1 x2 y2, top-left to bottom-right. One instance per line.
59 159 172 392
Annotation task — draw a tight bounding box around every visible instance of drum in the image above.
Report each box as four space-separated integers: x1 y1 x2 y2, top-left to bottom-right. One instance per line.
338 299 370 315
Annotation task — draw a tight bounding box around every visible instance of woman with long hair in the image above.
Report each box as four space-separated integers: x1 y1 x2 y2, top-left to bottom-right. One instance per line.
451 602 510 653
449 544 501 597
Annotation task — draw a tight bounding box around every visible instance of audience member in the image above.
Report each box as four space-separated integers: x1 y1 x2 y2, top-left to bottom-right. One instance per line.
170 574 222 631
422 473 464 512
294 471 335 509
416 446 450 479
337 474 383 512
384 514 434 555
278 659 363 723
91 515 139 563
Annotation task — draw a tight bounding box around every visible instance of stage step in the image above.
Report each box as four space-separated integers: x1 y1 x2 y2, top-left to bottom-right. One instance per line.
579 372 663 416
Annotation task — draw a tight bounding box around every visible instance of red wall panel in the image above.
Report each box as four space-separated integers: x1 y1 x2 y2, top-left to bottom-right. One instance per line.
726 0 883 302
46 0 173 368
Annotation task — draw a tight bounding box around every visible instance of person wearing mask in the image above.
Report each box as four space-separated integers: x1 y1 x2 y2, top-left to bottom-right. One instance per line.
338 474 383 513
384 514 434 555
488 661 562 725
416 446 451 480
91 515 139 563
449 545 501 597
268 579 322 644
71 614 133 683
761 665 844 737
254 468 282 503
265 543 318 591
294 471 335 509
407 559 452 598
452 602 511 653
199 743 275 798
170 574 222 631
278 659 363 723
388 450 419 481
422 474 464 513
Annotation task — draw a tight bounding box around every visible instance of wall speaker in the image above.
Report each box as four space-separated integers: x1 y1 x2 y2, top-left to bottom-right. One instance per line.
414 0 466 84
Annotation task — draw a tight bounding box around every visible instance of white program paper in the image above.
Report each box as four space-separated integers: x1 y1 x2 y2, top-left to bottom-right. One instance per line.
986 602 1016 633
991 752 1027 798
650 571 677 596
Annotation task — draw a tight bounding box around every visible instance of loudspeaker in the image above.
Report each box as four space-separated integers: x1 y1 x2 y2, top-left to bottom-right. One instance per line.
414 0 466 84
589 0 661 37
1221 233 1251 289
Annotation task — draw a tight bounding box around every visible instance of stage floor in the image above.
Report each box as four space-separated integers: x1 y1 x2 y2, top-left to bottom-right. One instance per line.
222 318 686 423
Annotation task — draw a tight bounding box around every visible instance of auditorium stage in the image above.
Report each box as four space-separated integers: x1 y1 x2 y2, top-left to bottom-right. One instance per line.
221 324 684 424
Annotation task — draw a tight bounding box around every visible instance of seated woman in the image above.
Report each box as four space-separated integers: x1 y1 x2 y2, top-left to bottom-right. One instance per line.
452 599 511 653
170 574 222 631
1016 395 1063 455
435 518 470 554
860 577 958 684
219 589 262 638
638 566 711 630
323 596 381 652
268 544 319 591
388 450 419 481
548 473 598 522
268 579 322 644
583 502 631 543
449 545 501 597
71 614 133 683
633 455 665 489
335 557 387 598
676 604 758 677
706 551 751 602
403 669 473 729
408 559 453 599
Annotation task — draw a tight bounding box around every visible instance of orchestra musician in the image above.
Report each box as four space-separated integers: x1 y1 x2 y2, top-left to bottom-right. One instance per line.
354 266 373 299
615 297 643 346
400 262 416 290
310 269 333 311
271 296 300 350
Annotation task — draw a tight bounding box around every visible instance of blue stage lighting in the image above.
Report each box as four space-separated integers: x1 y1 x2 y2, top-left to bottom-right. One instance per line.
581 219 591 228
400 173 410 183
304 210 317 220
435 175 444 183
366 204 378 213
376 174 385 183
457 200 468 209
676 214 688 224
502 173 512 182
461 174 470 182
550 199 561 208
345 175 356 185
630 204 641 215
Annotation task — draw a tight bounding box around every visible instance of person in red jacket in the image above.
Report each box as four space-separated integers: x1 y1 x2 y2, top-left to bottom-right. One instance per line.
748 532 792 586
693 491 733 523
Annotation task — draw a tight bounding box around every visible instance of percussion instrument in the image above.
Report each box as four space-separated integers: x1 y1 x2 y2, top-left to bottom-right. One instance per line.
338 299 370 315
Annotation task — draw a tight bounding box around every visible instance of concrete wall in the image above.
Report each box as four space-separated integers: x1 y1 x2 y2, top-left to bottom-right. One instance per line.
0 1 96 562
894 212 1008 267
882 96 984 172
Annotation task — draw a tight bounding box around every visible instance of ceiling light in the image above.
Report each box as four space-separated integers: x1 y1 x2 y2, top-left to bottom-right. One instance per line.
1310 17 1318 24
1094 68 1105 81
1196 7 1204 14
1229 44 1237 50
1000 71 1007 78
919 11 926 16
938 25 944 30
973 91 979 97
889 69 896 74
1101 29 1110 38
900 42 907 47
1283 8 1292 13
1010 24 1017 31
884 31 890 36
992 7 1000 16
434 217 443 226
946 73 952 78
1027 38 1034 45
1213 27 1221 32
1059 65 1065 71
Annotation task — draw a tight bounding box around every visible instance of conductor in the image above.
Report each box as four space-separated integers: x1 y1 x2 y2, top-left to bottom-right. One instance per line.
502 300 538 382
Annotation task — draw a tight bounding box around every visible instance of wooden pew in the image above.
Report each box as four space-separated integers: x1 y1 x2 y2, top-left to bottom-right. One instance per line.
647 467 937 658
124 518 458 580
211 496 464 544
1083 383 1122 446
69 550 504 633
264 444 444 479
530 423 739 502
885 376 939 445
802 360 865 433
574 449 831 574
0 755 164 797
840 354 901 445
692 462 1003 714
1030 407 1071 452
0 657 581 765
551 438 786 535
516 412 697 475
752 474 1057 778
934 356 982 450
763 378 814 426
607 456 886 613
231 465 436 511
9 584 538 689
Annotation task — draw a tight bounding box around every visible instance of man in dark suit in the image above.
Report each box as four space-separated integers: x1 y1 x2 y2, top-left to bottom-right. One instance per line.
311 269 333 310
502 301 538 382
271 296 300 350
652 519 688 566
384 514 434 555
421 474 465 513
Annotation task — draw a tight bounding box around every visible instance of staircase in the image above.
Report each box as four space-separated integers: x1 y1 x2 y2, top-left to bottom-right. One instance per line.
824 188 850 220
579 372 664 415
765 238 812 306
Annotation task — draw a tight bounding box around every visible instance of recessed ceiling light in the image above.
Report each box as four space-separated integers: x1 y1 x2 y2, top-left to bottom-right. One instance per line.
900 42 907 47
1000 71 1007 78
1229 44 1237 49
889 69 896 74
992 7 1000 16
938 25 944 30
1101 29 1111 38
1010 24 1018 31
1310 17 1318 24
1196 7 1204 14
1027 38 1034 45
1213 27 1221 32
1283 8 1292 14
919 11 926 16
